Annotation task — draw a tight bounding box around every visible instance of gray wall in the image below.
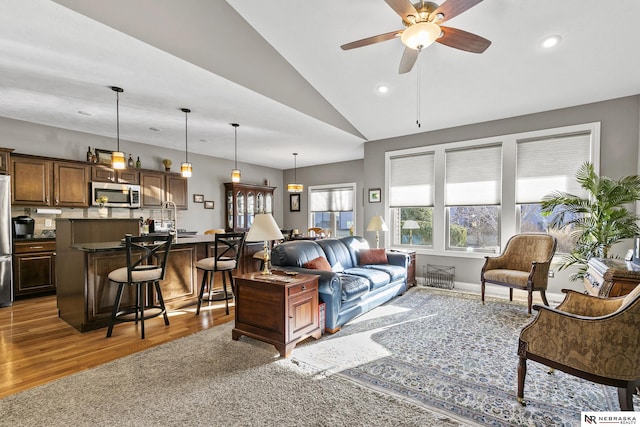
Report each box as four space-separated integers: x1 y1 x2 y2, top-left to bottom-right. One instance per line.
282 159 364 235
363 95 640 293
2 117 284 232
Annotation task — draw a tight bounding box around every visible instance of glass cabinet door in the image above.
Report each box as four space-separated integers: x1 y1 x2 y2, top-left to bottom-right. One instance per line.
247 192 255 229
227 190 234 230
256 192 264 214
236 191 245 230
265 193 273 214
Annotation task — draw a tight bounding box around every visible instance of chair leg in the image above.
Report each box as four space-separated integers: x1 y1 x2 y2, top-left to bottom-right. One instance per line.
509 288 513 302
222 271 229 315
527 290 533 315
106 283 125 338
139 283 145 339
517 356 527 406
618 381 638 410
154 281 170 326
539 290 549 306
196 270 208 315
481 280 485 305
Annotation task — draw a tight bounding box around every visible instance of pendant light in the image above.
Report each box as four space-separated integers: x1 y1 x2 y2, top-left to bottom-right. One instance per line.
287 152 303 193
230 123 241 183
180 108 192 178
110 86 126 170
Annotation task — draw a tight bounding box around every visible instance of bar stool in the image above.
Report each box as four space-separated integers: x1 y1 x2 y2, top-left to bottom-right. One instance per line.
196 232 245 315
106 234 173 339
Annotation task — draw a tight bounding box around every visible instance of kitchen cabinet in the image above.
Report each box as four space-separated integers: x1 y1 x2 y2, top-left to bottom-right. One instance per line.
140 171 188 209
0 148 13 173
11 155 89 207
166 173 188 209
13 239 56 296
91 165 139 184
224 182 275 232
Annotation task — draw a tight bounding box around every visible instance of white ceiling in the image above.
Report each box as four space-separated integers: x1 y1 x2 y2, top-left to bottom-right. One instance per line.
1 0 639 170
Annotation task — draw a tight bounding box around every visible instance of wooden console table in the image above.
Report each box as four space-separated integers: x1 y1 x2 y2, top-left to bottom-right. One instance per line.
584 257 640 297
232 271 322 357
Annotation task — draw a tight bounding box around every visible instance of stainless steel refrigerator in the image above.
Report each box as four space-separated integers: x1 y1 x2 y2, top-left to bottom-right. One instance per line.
0 175 12 307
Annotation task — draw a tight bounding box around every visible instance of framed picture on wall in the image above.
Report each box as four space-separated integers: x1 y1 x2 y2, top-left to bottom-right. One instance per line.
204 201 214 209
368 188 381 203
95 148 112 165
193 194 204 203
290 193 300 212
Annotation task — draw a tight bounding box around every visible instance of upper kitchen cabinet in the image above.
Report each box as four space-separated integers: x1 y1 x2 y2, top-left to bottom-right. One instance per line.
166 173 188 209
11 155 90 207
11 156 51 206
53 162 90 207
91 165 139 185
0 148 14 174
140 171 188 210
224 182 275 232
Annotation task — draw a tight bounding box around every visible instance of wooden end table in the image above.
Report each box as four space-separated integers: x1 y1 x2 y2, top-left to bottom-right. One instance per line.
232 271 322 357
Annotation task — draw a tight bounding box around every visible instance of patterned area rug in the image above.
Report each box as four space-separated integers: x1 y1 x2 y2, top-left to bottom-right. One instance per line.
285 287 632 426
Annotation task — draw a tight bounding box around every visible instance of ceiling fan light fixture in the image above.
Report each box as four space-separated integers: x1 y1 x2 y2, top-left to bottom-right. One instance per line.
401 21 440 50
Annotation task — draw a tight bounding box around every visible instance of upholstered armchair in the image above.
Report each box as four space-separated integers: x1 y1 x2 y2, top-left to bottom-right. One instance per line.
517 286 640 410
481 233 557 314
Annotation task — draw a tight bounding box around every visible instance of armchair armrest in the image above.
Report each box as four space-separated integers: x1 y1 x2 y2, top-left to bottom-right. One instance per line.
554 289 624 316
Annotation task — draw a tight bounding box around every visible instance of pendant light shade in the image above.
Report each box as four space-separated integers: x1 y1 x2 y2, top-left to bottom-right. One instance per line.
287 153 303 193
231 123 240 183
180 108 192 178
110 86 126 170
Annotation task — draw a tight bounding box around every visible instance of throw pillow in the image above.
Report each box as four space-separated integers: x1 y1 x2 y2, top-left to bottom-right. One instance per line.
303 256 332 271
359 248 388 265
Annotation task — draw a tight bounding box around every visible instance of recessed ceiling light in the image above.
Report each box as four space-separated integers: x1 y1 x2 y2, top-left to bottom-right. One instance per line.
199 138 208 143
77 110 92 116
541 35 561 49
377 84 389 94
149 127 160 132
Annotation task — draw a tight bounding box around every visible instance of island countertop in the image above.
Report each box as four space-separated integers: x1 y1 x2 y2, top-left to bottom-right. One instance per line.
70 235 219 252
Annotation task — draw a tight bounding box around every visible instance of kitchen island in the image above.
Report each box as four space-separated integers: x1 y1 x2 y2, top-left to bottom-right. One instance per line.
56 218 250 332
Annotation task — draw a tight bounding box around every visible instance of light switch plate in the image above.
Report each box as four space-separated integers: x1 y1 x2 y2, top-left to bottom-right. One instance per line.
45 219 53 227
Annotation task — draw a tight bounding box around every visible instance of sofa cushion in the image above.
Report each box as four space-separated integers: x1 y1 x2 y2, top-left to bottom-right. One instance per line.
338 274 370 302
366 264 406 281
358 249 388 265
344 267 390 290
303 256 332 271
317 238 357 270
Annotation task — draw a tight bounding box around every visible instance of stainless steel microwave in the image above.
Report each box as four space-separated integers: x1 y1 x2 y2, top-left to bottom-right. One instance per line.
91 182 141 208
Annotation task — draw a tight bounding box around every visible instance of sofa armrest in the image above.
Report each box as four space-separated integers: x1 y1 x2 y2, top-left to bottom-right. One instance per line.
386 252 408 269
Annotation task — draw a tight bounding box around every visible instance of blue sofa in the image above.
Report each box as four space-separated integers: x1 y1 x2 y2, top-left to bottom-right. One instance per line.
271 236 408 333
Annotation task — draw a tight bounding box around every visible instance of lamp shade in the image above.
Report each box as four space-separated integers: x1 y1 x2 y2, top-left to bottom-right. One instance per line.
246 213 284 242
402 220 420 230
401 22 440 50
111 151 126 170
180 162 192 177
366 216 389 232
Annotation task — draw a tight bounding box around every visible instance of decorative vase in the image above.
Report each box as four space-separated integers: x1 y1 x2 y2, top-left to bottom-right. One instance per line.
98 206 108 218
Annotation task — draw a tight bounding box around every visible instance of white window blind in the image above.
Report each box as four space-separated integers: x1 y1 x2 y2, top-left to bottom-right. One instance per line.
309 187 354 212
516 132 591 203
389 153 434 207
446 145 502 205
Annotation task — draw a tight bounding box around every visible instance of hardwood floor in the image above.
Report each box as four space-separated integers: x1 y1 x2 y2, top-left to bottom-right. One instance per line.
0 294 233 399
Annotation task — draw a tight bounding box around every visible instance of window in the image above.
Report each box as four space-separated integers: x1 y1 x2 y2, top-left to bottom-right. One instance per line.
309 184 355 237
445 145 501 252
389 153 434 247
385 122 599 255
516 132 592 253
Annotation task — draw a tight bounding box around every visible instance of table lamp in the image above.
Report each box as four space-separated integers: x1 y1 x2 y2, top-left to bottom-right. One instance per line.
246 213 284 274
402 220 420 245
366 216 389 249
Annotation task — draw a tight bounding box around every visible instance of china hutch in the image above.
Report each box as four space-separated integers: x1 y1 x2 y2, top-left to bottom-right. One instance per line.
224 182 275 232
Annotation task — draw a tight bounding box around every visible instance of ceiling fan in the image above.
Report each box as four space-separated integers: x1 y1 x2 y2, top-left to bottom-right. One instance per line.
341 0 491 74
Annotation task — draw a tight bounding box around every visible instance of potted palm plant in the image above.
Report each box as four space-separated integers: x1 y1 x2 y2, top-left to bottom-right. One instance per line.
541 162 640 281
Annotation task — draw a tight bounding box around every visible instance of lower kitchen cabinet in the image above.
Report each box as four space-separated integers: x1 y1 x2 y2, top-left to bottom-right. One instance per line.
13 240 56 297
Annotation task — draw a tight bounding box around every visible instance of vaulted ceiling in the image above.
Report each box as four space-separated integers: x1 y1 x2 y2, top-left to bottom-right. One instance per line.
0 0 638 169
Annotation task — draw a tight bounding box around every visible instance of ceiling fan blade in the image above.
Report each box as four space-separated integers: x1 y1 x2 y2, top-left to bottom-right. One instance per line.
431 0 484 24
437 26 491 53
340 30 400 50
384 0 419 23
399 47 420 74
